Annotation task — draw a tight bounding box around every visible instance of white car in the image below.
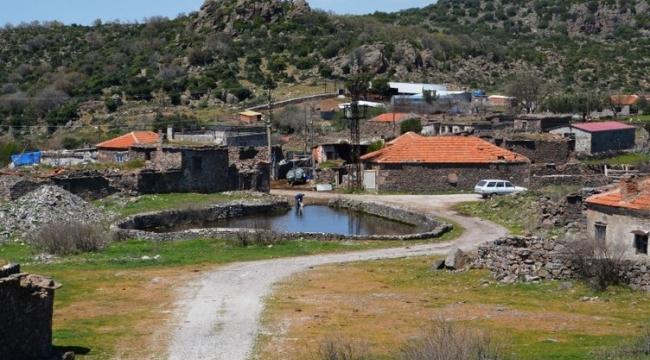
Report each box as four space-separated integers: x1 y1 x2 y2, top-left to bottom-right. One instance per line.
474 179 527 198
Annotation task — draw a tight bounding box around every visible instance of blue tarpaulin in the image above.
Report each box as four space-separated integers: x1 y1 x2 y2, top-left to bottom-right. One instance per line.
11 151 41 167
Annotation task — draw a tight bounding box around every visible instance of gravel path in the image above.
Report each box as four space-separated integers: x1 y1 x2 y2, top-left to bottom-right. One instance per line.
166 192 507 360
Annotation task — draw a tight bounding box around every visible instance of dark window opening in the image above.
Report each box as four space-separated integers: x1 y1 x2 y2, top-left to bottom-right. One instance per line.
595 223 606 250
145 152 151 161
634 232 648 254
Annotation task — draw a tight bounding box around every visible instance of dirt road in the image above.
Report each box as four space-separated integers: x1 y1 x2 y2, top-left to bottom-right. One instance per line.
166 192 507 360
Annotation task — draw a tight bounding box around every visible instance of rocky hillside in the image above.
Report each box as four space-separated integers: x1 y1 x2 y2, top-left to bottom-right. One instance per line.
0 0 650 148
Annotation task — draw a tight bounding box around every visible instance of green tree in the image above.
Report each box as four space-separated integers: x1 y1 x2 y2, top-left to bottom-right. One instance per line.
400 117 423 134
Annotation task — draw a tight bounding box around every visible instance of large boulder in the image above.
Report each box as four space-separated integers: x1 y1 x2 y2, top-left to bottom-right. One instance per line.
444 247 471 270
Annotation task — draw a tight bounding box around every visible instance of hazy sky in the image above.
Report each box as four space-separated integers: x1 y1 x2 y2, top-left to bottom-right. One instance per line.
0 0 435 26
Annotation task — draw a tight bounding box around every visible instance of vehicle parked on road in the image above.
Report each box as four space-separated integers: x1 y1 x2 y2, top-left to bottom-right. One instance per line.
474 179 527 198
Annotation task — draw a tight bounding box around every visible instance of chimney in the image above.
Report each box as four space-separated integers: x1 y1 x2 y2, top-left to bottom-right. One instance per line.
620 175 639 201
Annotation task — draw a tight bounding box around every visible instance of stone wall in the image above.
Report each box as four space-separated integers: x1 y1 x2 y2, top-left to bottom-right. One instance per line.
476 236 650 291
498 138 573 165
476 236 575 283
111 198 452 242
369 162 530 192
361 121 398 141
529 163 611 188
0 264 61 360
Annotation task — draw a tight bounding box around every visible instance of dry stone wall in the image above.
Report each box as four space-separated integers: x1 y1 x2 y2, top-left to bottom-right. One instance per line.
476 236 650 291
476 236 576 283
0 264 61 360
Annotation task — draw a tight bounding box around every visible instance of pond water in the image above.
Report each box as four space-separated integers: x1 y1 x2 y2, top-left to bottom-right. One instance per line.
153 205 418 236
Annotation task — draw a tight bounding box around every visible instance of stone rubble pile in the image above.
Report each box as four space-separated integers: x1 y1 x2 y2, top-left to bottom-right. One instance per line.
0 185 114 240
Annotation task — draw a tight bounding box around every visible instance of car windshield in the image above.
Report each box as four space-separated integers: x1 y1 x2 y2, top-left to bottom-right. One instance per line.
477 181 487 186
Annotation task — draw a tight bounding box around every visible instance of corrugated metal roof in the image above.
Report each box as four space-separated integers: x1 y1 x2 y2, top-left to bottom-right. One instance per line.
361 133 529 164
571 121 636 132
389 82 447 94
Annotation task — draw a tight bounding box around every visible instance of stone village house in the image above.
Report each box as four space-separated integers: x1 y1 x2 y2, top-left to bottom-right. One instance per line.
549 121 636 154
585 175 650 258
360 132 530 192
96 131 160 163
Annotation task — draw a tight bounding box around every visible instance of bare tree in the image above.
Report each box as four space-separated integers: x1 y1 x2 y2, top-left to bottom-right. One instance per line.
560 234 628 291
276 104 308 140
1 83 20 95
0 91 28 114
506 72 551 114
156 66 186 83
34 87 70 117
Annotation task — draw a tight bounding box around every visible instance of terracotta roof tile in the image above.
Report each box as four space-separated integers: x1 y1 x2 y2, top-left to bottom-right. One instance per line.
361 133 529 164
96 131 160 149
586 176 650 211
611 94 639 106
572 121 635 132
369 113 420 123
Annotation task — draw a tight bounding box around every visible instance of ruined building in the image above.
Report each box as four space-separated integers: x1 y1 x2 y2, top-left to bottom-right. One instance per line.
0 264 61 360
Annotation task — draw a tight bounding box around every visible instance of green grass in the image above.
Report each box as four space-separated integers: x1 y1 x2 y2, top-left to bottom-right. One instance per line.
258 255 650 360
93 191 259 217
454 186 578 236
581 152 650 166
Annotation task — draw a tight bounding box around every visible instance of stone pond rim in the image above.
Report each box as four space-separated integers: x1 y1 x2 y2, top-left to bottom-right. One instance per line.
110 197 452 242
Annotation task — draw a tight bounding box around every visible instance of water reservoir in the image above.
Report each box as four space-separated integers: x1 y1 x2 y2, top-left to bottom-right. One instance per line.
152 205 417 236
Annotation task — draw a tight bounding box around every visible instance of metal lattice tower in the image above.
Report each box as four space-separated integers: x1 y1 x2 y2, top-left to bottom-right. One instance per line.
348 93 363 191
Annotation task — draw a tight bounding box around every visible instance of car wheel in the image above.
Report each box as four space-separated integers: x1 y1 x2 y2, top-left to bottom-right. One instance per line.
490 192 497 198
482 194 488 199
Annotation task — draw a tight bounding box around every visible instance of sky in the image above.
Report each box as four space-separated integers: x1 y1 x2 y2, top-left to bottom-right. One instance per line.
0 0 435 27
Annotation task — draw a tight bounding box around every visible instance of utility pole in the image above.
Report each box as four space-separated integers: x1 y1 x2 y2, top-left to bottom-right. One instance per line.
344 75 367 191
265 81 277 179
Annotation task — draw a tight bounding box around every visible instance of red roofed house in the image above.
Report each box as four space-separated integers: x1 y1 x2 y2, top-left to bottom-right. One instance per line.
368 112 420 124
549 121 636 154
585 175 650 258
96 131 161 163
611 94 640 115
360 133 530 192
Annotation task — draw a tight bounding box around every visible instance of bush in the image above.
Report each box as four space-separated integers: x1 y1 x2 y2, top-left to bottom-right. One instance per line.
228 219 286 247
28 220 111 255
560 234 627 292
306 337 374 360
596 326 650 359
395 322 507 360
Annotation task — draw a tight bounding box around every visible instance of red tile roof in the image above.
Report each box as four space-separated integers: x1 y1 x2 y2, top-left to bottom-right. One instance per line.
571 121 635 132
586 177 650 211
96 131 160 149
361 133 529 164
368 113 420 123
611 94 639 106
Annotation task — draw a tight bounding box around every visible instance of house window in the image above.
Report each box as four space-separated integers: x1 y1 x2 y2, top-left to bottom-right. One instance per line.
633 231 649 254
594 223 607 250
115 154 125 163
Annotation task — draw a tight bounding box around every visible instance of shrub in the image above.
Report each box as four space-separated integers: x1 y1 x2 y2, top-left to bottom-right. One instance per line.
560 234 627 292
28 220 111 255
595 326 650 359
395 322 507 360
228 219 286 247
306 337 374 360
